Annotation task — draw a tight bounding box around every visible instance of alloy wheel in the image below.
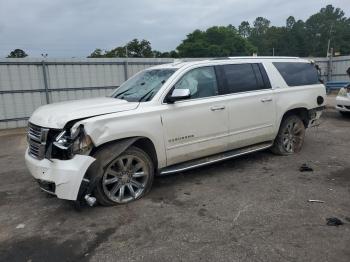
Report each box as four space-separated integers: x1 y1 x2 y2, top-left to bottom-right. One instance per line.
282 120 304 153
102 154 149 203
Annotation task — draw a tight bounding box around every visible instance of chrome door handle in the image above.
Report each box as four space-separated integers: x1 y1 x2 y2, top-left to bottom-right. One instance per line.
210 105 226 111
261 98 273 103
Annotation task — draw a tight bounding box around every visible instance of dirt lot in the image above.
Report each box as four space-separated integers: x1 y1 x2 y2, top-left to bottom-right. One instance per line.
0 108 349 262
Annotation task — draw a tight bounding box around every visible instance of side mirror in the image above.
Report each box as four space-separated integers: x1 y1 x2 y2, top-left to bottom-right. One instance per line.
167 89 191 103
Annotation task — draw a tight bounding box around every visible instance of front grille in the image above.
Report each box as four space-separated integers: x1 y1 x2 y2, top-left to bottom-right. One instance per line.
27 123 49 160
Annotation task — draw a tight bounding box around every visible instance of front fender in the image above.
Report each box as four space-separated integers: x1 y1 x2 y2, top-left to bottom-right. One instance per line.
81 137 140 198
76 111 166 168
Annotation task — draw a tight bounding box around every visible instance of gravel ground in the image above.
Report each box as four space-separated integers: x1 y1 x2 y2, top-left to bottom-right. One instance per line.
0 108 349 262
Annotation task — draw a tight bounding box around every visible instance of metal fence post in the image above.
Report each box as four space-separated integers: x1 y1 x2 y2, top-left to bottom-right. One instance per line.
329 48 333 81
124 60 129 81
41 60 50 104
327 48 334 82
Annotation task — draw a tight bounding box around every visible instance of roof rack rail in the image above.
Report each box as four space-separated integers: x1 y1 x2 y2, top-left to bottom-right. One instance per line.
228 56 299 59
211 57 230 60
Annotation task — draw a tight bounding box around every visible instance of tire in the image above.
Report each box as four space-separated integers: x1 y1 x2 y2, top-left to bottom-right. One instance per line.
339 111 350 117
92 146 154 206
271 115 306 156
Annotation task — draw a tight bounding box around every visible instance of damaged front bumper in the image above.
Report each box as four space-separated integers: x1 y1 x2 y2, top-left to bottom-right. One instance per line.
307 106 324 127
25 148 95 200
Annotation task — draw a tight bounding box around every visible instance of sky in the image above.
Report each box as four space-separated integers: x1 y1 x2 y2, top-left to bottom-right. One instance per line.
0 0 349 58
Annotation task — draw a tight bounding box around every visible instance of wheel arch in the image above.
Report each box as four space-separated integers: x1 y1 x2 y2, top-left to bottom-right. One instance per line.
280 107 309 128
90 136 158 170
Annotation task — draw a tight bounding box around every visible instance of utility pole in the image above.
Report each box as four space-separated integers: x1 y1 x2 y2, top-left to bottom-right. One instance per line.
326 24 333 57
124 44 129 81
326 24 334 82
272 48 275 56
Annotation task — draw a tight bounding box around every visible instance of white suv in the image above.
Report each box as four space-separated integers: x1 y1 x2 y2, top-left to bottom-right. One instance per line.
25 57 326 206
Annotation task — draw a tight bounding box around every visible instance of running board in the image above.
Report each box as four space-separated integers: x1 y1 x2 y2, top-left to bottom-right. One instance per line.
159 141 273 175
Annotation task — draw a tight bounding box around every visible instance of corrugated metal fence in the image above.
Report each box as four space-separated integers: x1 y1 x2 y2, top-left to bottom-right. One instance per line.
312 55 350 82
1 56 349 129
0 58 173 129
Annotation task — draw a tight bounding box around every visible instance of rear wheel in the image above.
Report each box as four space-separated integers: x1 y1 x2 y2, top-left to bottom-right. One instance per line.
271 115 306 155
93 146 154 206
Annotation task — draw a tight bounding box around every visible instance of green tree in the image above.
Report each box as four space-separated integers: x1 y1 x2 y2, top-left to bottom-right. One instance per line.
176 26 256 57
252 17 271 36
105 47 127 57
88 48 105 58
151 50 163 57
238 21 251 38
248 17 272 55
151 50 179 58
305 4 350 56
169 50 179 58
126 39 153 58
286 16 296 29
88 5 350 58
7 49 28 58
285 19 308 56
103 39 153 58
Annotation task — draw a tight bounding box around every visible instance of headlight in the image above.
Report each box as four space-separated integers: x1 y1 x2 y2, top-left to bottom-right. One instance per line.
338 88 347 97
72 132 93 154
53 126 93 157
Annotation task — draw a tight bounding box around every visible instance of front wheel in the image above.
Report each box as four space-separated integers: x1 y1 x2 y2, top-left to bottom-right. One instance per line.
271 115 306 155
93 146 154 206
339 111 350 117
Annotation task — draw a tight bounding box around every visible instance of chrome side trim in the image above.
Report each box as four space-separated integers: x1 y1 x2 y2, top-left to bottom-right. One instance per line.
166 124 273 151
160 142 272 175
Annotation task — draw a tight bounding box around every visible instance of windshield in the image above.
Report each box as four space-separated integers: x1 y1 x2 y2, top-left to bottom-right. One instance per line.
111 69 177 102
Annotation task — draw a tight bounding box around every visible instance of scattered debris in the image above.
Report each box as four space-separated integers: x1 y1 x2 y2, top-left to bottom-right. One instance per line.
326 217 344 226
299 164 313 172
308 199 325 203
16 224 25 229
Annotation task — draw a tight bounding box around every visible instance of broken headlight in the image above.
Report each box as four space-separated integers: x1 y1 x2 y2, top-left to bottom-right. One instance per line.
53 126 93 158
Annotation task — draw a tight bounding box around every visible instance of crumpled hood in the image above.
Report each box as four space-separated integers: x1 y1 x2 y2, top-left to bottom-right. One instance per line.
29 97 139 129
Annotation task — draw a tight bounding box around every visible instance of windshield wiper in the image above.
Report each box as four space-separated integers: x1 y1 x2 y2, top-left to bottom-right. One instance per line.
113 88 132 99
138 80 166 102
138 89 155 102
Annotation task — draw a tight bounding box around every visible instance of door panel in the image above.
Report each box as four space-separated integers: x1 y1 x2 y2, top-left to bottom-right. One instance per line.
219 63 276 149
160 66 229 166
226 90 276 149
161 97 229 166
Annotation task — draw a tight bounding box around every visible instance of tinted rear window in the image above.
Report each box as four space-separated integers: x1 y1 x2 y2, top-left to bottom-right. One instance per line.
222 63 268 94
273 62 319 86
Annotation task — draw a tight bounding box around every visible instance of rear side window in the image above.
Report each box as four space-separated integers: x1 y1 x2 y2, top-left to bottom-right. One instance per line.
221 63 269 94
273 62 320 86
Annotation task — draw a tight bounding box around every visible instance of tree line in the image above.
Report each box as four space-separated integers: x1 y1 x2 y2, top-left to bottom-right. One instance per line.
6 5 350 58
